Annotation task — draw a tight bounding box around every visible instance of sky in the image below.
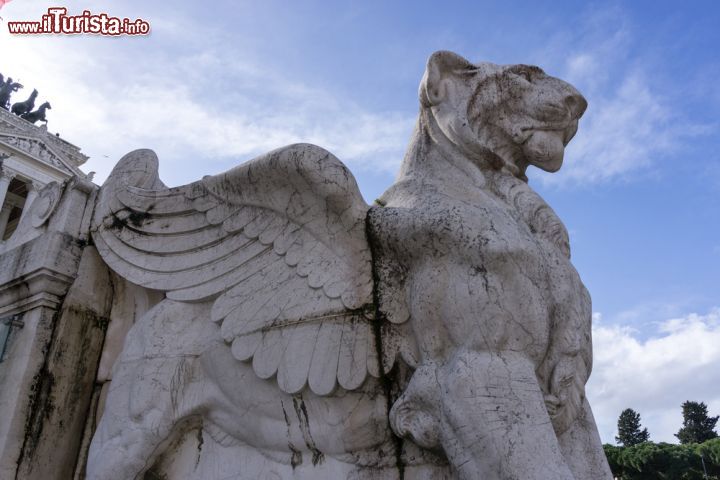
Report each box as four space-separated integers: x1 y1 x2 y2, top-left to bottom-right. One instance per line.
1 0 719 445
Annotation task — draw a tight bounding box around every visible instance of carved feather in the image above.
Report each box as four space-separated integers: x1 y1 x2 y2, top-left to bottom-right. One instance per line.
91 145 385 396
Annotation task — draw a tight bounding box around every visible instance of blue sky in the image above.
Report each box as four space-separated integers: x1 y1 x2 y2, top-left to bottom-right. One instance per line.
2 0 719 444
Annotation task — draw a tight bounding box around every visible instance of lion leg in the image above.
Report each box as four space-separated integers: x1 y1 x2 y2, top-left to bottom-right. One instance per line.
557 397 613 479
87 354 203 480
87 300 213 480
392 349 575 480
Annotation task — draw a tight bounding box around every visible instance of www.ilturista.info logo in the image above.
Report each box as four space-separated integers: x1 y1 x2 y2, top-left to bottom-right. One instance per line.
7 7 150 36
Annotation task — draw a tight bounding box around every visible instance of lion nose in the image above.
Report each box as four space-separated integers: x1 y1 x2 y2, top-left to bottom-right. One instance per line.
564 92 587 119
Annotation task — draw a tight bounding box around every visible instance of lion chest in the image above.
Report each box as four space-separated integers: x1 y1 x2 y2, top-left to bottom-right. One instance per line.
378 188 587 362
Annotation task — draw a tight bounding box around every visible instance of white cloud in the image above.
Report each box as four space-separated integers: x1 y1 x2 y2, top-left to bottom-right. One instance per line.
587 308 720 444
559 73 673 184
529 7 713 187
7 3 711 191
1 2 413 187
608 300 699 329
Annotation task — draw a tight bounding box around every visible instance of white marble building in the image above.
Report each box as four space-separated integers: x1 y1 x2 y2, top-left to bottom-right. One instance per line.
0 104 100 479
0 107 88 243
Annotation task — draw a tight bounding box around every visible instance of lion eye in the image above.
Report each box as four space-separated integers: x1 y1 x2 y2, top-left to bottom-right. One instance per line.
516 69 533 82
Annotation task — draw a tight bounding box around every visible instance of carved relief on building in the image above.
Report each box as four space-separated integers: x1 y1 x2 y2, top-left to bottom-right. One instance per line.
0 118 24 135
0 108 88 175
0 135 67 171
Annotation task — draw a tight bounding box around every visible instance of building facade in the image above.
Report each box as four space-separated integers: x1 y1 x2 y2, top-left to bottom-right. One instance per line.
0 106 107 479
0 107 88 243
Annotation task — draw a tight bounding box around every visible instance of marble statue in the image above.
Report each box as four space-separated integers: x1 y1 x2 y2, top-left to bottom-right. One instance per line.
20 101 51 124
11 88 38 116
0 76 23 110
87 51 612 479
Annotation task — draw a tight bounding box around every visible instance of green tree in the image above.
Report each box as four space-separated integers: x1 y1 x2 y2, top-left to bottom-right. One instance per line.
617 408 651 446
604 441 720 480
603 444 626 477
676 401 719 444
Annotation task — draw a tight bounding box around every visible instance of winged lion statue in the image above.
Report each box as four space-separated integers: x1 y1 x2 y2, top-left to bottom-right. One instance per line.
86 51 612 479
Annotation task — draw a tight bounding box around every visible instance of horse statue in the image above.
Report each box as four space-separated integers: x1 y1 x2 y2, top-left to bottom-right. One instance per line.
21 101 51 124
11 88 38 116
0 76 23 110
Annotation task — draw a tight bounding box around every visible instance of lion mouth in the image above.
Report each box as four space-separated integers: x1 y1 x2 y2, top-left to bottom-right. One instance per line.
520 120 578 147
562 120 578 146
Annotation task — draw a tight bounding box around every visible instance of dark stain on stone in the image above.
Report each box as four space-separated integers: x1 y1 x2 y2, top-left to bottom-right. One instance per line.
195 428 204 468
107 205 154 231
288 442 303 469
365 207 405 480
291 395 324 466
281 400 303 469
127 209 151 228
15 308 60 479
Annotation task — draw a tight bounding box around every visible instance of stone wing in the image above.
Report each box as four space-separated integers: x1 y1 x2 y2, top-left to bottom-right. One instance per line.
91 144 382 395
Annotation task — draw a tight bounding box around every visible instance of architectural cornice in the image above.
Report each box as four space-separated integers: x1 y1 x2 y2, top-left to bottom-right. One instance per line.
0 109 88 174
0 231 83 315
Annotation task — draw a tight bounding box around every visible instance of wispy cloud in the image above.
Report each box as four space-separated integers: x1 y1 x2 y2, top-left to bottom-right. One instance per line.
8 3 711 190
1 2 412 187
587 308 720 443
530 7 713 186
561 73 673 183
608 300 703 331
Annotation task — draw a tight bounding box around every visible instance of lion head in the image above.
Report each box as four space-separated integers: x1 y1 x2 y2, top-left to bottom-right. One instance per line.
418 51 587 180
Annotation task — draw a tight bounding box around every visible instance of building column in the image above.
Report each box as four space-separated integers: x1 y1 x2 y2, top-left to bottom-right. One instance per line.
0 204 11 240
0 170 15 240
0 169 13 212
20 180 42 222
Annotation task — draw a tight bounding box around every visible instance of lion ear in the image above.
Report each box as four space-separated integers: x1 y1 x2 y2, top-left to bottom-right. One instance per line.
419 51 475 107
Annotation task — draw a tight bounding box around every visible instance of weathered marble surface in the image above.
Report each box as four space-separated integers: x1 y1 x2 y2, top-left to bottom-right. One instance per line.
86 51 612 479
0 176 102 479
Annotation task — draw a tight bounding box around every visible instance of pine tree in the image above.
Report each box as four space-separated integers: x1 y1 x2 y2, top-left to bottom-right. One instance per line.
675 401 719 444
616 408 650 446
